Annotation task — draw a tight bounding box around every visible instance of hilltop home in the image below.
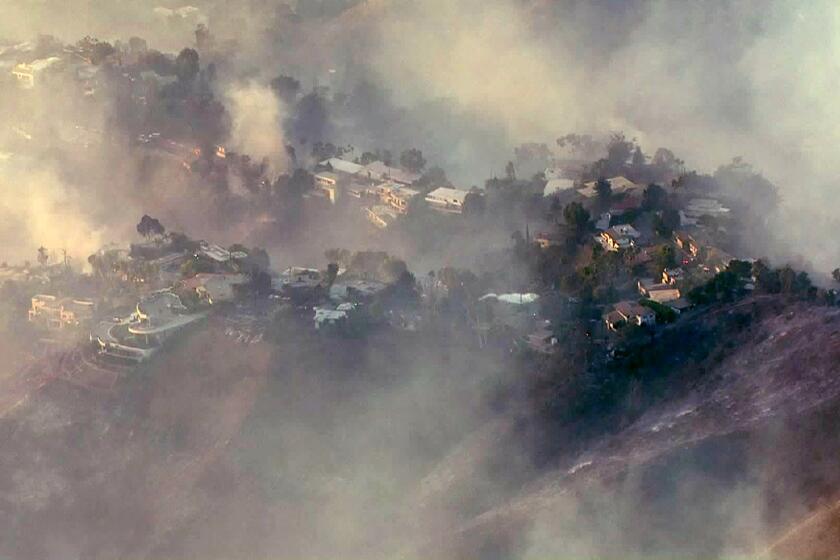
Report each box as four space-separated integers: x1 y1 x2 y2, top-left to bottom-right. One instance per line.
425 187 470 214
318 157 363 177
604 300 656 331
638 278 682 303
359 161 421 186
579 176 641 198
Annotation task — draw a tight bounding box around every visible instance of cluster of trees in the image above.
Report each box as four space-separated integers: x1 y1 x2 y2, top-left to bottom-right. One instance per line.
581 133 685 187
687 259 820 305
136 215 166 240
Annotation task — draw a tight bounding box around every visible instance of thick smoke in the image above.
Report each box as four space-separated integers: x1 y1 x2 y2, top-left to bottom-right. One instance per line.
0 159 105 264
1 2 840 559
349 0 840 271
225 81 291 174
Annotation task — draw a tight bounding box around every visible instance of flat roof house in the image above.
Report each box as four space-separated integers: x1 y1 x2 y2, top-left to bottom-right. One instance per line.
425 187 470 214
359 161 421 186
319 157 364 176
386 186 420 214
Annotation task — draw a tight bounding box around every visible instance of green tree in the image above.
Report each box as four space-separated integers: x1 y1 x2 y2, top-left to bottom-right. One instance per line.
505 161 516 181
654 245 676 271
175 48 200 82
325 262 339 289
631 146 646 168
642 184 666 210
136 215 165 240
37 246 49 267
563 202 591 238
399 148 427 174
654 208 680 238
595 177 612 202
606 133 634 169
752 260 780 293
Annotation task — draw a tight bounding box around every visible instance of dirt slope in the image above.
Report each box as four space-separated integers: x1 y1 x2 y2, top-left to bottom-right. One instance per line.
424 302 840 558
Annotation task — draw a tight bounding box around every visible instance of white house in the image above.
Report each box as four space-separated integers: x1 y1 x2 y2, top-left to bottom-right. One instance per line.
319 157 363 176
359 161 420 185
425 187 470 214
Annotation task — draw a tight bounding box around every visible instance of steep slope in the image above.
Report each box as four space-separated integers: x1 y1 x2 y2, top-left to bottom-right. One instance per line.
422 301 840 559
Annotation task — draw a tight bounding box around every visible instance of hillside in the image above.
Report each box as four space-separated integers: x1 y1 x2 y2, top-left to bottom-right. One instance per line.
415 299 840 559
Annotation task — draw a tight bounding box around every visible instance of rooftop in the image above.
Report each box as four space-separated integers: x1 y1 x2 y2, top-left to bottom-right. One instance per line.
426 187 469 205
615 301 653 318
319 157 364 175
579 176 641 198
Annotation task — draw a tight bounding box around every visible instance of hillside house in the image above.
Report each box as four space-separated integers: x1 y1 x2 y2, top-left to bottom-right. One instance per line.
662 267 685 285
580 176 641 198
599 224 641 251
319 157 363 177
359 161 420 186
681 198 730 225
425 187 469 214
604 300 656 331
386 186 420 214
638 278 682 303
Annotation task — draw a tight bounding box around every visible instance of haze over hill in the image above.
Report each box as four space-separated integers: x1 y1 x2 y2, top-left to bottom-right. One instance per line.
0 2 839 559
